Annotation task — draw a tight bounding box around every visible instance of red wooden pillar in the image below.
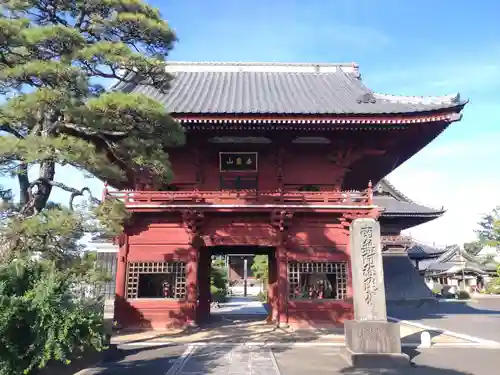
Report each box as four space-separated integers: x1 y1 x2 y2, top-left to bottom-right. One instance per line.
344 217 355 320
197 249 211 323
186 246 198 325
114 234 128 323
267 252 278 322
115 235 128 298
276 244 289 326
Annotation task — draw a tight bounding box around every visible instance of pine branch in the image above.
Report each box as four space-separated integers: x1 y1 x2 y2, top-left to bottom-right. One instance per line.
28 177 101 210
0 124 24 139
0 0 183 209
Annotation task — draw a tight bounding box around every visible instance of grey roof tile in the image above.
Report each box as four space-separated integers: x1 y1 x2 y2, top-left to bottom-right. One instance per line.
375 196 444 216
374 179 444 217
426 246 488 274
118 62 466 115
407 243 447 259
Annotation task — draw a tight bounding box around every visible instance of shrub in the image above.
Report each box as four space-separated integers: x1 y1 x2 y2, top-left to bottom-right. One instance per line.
0 260 107 375
485 284 500 294
210 285 227 303
210 265 227 291
251 255 269 286
432 286 442 296
257 291 268 303
456 290 471 300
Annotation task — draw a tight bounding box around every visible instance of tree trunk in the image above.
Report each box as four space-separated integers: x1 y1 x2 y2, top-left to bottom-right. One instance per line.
20 160 55 216
17 162 30 206
35 160 56 211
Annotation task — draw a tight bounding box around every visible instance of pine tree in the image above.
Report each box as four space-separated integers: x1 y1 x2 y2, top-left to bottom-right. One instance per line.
0 0 184 217
0 2 182 372
476 206 500 248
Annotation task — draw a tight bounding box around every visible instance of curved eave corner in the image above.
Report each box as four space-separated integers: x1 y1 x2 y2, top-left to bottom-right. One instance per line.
381 210 446 218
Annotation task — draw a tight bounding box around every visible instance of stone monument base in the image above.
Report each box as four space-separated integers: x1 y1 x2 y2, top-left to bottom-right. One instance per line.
342 320 411 368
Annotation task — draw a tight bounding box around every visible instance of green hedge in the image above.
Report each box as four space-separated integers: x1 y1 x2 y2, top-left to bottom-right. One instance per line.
0 260 107 375
210 285 227 303
210 264 228 303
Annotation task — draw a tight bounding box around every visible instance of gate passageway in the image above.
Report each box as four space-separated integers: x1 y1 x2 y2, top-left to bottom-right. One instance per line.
211 297 268 316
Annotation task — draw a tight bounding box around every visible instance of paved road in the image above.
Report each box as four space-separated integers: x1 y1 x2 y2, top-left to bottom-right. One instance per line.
80 344 500 375
388 298 500 342
79 298 500 374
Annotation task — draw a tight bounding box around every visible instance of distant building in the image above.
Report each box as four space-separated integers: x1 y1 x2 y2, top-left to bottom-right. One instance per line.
423 245 499 292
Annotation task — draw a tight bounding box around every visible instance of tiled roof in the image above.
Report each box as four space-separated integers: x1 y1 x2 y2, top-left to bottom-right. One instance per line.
426 246 488 275
407 243 447 260
375 196 444 217
115 62 467 116
375 179 444 217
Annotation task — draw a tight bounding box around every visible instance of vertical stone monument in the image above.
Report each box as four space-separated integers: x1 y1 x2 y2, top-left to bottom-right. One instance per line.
342 218 410 368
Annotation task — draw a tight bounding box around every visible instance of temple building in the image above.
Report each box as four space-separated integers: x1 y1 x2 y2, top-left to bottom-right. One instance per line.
102 62 466 329
423 245 499 292
407 242 448 276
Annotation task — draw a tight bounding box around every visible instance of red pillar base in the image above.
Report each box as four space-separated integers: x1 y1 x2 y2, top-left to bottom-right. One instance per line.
197 249 211 324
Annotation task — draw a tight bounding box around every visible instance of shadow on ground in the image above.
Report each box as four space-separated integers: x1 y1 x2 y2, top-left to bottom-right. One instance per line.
114 312 344 347
86 344 479 375
338 349 475 375
388 300 500 321
337 365 473 375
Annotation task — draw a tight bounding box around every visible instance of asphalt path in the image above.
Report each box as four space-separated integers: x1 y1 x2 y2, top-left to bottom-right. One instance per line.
81 344 186 375
79 344 500 375
388 298 500 343
78 298 500 374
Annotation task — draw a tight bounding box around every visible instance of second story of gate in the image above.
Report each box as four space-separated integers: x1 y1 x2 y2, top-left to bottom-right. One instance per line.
106 62 466 209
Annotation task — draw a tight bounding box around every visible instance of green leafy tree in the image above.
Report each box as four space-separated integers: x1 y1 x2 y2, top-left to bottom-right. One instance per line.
210 257 227 302
0 0 184 217
463 241 483 256
251 255 269 285
0 0 182 261
0 259 107 375
0 1 183 372
475 207 500 294
476 206 500 248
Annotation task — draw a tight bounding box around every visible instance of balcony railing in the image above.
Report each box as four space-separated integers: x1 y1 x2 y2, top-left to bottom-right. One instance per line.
105 182 374 207
381 235 413 248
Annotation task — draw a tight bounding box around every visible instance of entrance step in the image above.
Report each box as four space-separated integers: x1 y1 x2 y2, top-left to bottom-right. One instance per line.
111 319 474 347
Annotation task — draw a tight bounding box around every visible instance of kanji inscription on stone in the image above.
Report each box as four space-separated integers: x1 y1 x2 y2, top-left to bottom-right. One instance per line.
350 218 387 321
360 226 378 306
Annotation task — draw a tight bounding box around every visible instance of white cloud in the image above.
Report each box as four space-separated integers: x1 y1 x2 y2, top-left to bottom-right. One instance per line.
387 132 500 247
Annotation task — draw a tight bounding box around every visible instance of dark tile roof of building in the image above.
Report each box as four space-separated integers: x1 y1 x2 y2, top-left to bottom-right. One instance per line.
374 179 445 217
426 246 489 275
407 243 448 260
115 62 467 116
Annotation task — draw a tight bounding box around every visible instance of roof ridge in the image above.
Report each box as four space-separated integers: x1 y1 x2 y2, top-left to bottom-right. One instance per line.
377 179 414 203
373 92 464 105
379 179 446 212
437 246 481 265
164 61 360 75
410 239 447 250
435 245 460 263
166 61 359 67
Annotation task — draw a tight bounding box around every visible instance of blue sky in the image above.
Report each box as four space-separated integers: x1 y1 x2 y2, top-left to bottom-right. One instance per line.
3 0 500 247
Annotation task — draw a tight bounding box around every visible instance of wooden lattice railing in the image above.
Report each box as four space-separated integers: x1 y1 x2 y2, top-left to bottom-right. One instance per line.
105 181 374 206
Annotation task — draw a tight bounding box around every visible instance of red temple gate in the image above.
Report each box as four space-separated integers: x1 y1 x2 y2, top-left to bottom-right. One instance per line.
106 61 466 330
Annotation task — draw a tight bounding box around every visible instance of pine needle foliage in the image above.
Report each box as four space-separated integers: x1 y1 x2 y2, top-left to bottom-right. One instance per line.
0 0 184 215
